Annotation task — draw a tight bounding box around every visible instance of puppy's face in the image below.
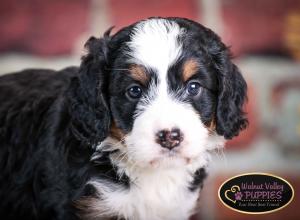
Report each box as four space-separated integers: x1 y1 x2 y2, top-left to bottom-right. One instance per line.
78 18 247 168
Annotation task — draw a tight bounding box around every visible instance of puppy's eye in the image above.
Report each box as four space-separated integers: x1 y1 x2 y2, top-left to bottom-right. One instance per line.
186 81 202 96
127 85 143 99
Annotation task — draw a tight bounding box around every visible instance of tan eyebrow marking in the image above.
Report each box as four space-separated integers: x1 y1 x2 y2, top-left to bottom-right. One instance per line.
129 65 149 85
182 59 199 82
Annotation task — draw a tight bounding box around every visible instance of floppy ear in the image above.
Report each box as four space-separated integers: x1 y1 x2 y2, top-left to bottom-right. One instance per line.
67 30 112 145
213 48 248 139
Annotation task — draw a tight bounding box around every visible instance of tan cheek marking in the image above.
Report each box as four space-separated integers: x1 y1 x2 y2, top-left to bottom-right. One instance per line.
110 121 126 142
129 65 148 85
182 59 199 82
209 117 216 132
75 197 113 220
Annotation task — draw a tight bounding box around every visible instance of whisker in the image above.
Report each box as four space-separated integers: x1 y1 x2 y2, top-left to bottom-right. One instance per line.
214 147 228 166
114 151 127 162
116 151 128 163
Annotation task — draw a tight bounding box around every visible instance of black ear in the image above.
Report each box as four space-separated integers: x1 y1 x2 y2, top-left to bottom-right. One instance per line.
67 30 112 145
213 48 248 139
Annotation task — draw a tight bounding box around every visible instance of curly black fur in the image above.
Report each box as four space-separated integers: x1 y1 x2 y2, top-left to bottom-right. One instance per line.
0 39 116 219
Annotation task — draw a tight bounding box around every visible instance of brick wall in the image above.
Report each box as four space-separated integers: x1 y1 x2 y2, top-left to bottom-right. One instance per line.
1 0 300 58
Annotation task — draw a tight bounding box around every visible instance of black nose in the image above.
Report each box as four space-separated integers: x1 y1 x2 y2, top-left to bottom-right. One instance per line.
156 128 183 150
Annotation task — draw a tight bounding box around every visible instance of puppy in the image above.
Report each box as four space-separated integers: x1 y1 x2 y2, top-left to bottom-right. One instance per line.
0 17 247 220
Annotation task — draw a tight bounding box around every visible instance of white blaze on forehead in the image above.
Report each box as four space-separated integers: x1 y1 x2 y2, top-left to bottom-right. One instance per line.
127 18 183 74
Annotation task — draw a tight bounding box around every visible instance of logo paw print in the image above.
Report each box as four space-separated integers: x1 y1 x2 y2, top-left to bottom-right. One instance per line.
235 192 243 201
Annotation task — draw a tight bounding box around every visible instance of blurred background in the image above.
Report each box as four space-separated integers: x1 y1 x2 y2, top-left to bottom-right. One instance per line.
0 0 299 219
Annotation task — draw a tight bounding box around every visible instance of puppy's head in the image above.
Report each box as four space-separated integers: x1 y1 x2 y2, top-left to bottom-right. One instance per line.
71 18 248 168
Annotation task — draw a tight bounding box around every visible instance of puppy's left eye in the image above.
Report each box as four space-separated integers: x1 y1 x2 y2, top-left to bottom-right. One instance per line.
186 81 202 96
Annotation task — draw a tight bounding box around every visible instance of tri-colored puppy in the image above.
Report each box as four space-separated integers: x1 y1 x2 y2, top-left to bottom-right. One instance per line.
0 17 247 220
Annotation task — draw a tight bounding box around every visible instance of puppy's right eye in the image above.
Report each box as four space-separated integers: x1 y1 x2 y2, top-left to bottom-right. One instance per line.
127 85 143 99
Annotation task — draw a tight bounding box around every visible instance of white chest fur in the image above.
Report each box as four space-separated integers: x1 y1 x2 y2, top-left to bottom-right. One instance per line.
89 167 200 220
86 135 222 220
